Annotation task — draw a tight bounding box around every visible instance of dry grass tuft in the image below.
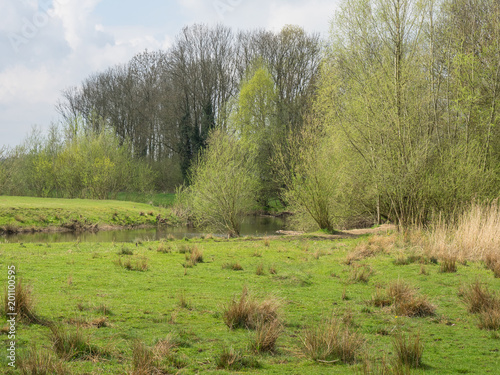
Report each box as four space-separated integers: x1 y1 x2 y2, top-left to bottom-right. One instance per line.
371 280 436 317
222 287 280 330
222 262 243 271
263 238 270 247
370 288 392 307
115 256 149 271
439 255 457 273
345 234 396 265
393 332 424 368
17 345 68 375
256 263 265 276
484 253 500 278
156 241 171 253
349 264 373 283
3 279 43 325
178 292 190 309
459 280 500 314
301 317 364 364
188 246 203 265
251 318 283 353
426 201 500 261
216 346 261 370
131 337 179 375
50 325 109 361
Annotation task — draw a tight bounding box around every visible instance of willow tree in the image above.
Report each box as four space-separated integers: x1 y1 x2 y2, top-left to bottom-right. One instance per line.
228 64 280 206
187 129 259 237
316 0 500 227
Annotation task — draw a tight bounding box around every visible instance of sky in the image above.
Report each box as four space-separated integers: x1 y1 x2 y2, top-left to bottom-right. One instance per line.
0 0 340 148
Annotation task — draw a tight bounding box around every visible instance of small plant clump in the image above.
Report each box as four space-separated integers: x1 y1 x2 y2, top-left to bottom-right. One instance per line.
349 264 373 283
301 317 364 364
3 279 43 325
115 256 149 272
460 281 500 331
393 332 424 369
251 318 283 353
156 241 171 253
216 346 261 370
222 262 243 271
439 255 457 273
222 287 280 330
17 345 68 375
50 325 109 361
371 280 435 317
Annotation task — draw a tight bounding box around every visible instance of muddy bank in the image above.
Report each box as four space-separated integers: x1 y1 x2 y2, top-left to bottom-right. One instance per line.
0 220 162 236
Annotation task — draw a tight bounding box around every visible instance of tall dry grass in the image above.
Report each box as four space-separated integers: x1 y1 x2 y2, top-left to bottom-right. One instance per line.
426 201 500 262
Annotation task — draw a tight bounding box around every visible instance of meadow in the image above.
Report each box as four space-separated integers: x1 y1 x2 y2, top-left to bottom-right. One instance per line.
0 196 174 234
1 231 499 374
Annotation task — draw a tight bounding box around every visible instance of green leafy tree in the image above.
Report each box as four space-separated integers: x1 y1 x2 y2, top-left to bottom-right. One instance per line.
229 64 280 206
187 129 259 237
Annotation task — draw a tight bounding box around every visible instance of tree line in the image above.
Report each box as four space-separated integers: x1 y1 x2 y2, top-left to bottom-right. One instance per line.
187 0 500 234
1 0 499 235
56 24 322 191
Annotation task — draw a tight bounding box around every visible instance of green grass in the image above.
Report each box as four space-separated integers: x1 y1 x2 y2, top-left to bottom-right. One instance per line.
0 235 499 374
111 192 176 207
0 196 176 232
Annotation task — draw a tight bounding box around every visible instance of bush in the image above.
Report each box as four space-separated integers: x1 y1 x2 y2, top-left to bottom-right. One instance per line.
187 129 259 237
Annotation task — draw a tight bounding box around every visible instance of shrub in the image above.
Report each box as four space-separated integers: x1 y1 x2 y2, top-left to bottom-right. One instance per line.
187 130 259 237
393 332 424 368
301 318 364 364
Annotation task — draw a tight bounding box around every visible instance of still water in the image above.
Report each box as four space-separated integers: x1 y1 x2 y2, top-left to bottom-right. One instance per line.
1 216 285 243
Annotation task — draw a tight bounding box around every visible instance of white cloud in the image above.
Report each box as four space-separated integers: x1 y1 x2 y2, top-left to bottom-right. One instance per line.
52 0 103 50
0 0 341 147
267 0 337 35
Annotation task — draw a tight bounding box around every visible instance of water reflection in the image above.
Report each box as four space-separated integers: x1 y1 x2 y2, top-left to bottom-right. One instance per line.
2 216 285 243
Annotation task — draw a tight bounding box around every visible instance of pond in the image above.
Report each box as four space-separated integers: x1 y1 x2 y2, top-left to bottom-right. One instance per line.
1 215 286 243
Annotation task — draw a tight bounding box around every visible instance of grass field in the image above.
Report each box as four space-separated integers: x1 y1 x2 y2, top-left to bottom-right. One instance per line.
111 192 177 208
1 232 499 374
0 196 175 233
